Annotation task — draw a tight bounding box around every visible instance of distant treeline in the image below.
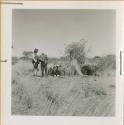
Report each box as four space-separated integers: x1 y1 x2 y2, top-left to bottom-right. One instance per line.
12 39 116 76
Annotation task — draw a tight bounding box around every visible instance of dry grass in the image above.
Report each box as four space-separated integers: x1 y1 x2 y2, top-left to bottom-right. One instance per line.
12 60 115 116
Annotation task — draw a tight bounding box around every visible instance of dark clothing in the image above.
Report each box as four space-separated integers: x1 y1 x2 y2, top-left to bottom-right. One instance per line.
32 59 39 69
48 68 53 76
38 54 48 77
48 66 61 76
39 54 48 64
34 48 38 53
41 64 47 77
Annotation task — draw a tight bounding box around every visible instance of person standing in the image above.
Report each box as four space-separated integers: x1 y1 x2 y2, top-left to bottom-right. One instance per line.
32 48 39 76
44 53 48 76
39 53 48 77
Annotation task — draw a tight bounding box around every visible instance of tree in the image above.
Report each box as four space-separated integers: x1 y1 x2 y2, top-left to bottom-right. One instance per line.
22 51 33 58
65 39 88 65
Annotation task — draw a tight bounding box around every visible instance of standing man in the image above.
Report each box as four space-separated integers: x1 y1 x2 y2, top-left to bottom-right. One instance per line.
32 48 39 76
39 53 48 77
44 53 48 76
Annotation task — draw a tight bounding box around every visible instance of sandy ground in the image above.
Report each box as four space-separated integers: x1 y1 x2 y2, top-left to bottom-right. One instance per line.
12 60 115 116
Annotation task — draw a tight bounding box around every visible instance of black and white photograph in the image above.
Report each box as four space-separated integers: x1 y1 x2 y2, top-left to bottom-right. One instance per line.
12 9 116 116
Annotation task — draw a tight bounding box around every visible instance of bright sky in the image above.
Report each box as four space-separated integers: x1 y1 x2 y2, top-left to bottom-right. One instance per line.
12 9 115 58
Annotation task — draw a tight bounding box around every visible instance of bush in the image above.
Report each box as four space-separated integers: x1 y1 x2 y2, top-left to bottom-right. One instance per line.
81 65 97 75
22 51 33 58
12 57 19 65
94 89 107 96
97 55 116 71
65 39 88 65
19 57 32 61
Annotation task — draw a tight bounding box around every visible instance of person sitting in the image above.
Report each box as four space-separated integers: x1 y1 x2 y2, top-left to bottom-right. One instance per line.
48 66 61 76
48 67 53 76
54 66 61 76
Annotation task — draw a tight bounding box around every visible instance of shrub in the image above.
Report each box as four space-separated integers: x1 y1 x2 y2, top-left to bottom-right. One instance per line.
12 57 19 65
95 89 107 96
65 39 89 65
81 65 97 75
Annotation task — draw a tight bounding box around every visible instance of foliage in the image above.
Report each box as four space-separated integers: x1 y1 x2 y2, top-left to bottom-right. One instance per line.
12 57 19 65
65 39 88 65
81 65 97 75
97 54 116 71
22 51 33 58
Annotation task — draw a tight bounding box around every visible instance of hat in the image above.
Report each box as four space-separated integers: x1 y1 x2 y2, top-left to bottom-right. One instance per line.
34 48 38 53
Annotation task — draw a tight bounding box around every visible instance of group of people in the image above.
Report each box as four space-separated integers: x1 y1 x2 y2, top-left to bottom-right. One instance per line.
32 48 48 77
48 65 65 76
32 48 65 77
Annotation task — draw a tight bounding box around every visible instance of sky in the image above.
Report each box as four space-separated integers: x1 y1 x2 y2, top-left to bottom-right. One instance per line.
12 9 116 58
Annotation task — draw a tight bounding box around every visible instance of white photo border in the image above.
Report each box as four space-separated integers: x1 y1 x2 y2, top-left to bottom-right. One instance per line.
1 1 124 125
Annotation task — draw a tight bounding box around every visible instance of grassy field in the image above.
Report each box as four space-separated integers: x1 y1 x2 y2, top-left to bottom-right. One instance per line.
12 60 115 116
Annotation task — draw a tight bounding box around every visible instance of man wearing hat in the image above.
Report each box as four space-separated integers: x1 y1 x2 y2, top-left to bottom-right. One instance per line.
32 48 39 76
39 53 48 77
